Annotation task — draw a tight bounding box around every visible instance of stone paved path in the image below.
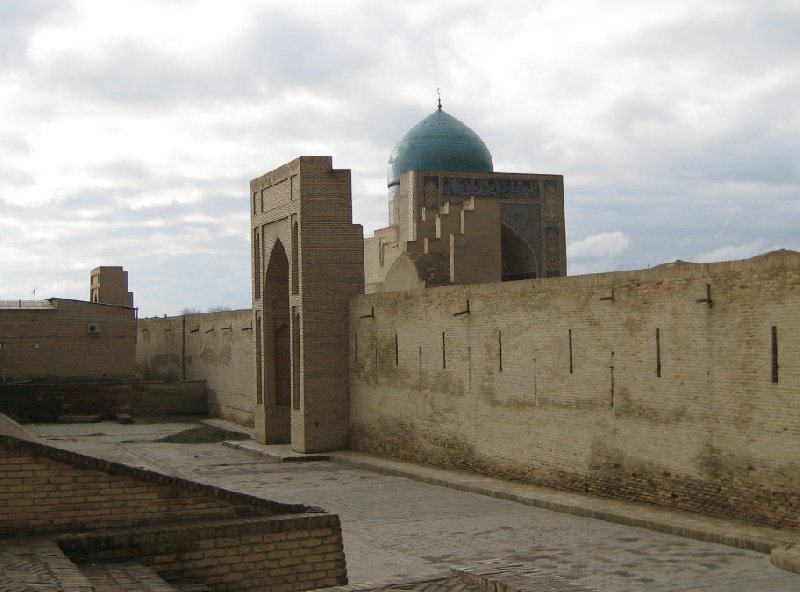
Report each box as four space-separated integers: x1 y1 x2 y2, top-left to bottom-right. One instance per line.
25 421 800 592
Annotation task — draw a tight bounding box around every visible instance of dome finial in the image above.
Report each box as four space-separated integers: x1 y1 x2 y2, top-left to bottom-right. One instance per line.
437 88 442 110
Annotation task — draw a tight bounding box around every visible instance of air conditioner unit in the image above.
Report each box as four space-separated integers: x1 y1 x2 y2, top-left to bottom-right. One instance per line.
87 323 101 335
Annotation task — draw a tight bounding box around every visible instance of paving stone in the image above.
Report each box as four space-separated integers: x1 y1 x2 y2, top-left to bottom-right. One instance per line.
79 562 180 592
25 420 800 592
0 537 93 592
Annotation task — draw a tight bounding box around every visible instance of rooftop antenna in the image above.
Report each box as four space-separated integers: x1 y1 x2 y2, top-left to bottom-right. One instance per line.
31 287 36 299
437 88 442 110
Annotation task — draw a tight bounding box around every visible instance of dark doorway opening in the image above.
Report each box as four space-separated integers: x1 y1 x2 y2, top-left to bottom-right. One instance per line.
501 223 538 281
262 240 290 443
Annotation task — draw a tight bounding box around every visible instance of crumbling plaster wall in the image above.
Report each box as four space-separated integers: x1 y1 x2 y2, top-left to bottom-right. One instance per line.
137 310 255 426
349 251 800 527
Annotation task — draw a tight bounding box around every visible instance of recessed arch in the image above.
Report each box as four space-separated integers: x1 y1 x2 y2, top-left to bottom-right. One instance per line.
253 230 261 299
261 239 291 443
291 220 300 295
501 223 538 281
265 240 289 297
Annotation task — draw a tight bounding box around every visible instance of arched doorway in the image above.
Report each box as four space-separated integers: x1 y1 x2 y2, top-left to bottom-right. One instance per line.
262 240 291 443
501 223 538 281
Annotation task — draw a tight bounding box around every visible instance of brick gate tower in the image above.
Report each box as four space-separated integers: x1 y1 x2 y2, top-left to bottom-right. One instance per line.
250 156 364 452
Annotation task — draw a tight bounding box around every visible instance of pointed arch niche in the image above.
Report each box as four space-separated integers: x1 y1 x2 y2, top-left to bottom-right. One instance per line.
253 229 261 299
250 157 364 452
501 223 538 281
291 219 300 295
261 239 291 443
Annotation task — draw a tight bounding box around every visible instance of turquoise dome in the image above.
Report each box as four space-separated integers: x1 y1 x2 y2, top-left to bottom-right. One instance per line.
387 107 493 187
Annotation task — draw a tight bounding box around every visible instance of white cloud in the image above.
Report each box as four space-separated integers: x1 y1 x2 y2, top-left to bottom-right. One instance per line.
694 240 772 263
568 231 631 260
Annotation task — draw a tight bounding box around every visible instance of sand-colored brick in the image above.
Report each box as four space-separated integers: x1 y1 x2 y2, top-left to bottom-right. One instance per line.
350 250 800 528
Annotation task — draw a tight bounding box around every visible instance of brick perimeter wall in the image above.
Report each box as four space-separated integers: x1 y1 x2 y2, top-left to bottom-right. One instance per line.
349 251 800 527
137 310 255 426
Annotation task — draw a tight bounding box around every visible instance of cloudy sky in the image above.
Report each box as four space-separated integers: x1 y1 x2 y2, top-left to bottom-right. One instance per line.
1 0 798 316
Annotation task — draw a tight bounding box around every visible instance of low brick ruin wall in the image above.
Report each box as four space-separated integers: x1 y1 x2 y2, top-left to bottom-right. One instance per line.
0 380 207 423
0 414 348 591
59 515 346 592
0 449 244 535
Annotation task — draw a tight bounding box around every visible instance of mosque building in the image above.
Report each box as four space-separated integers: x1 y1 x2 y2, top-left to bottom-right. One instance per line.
1 96 796 552
364 100 567 292
247 101 568 451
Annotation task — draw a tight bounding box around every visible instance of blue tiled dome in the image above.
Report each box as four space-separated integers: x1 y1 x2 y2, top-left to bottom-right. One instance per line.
387 108 493 187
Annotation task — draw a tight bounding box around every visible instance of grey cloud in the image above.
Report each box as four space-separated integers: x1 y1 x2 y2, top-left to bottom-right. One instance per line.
621 6 800 74
0 163 34 188
89 159 154 181
0 133 31 155
32 8 384 108
35 41 210 105
0 196 250 315
234 13 377 89
0 0 75 69
3 1 798 313
24 1 476 119
674 139 798 184
132 254 250 317
563 158 800 273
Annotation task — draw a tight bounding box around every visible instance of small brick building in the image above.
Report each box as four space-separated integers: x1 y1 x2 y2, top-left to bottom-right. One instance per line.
0 295 136 383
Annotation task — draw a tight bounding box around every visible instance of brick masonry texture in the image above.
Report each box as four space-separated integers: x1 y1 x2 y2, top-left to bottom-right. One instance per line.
250 156 364 452
0 537 96 592
136 155 799 532
60 516 346 592
78 562 178 592
0 414 348 591
349 250 800 528
0 431 302 536
90 266 134 308
452 558 597 592
0 380 207 423
138 310 256 426
0 298 136 381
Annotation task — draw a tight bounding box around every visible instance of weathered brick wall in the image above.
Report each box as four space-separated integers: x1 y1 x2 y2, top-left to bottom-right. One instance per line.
349 251 800 527
0 299 136 381
59 516 347 592
90 266 133 308
0 382 134 422
250 156 364 452
0 415 348 592
0 381 207 423
137 310 255 426
0 446 259 535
